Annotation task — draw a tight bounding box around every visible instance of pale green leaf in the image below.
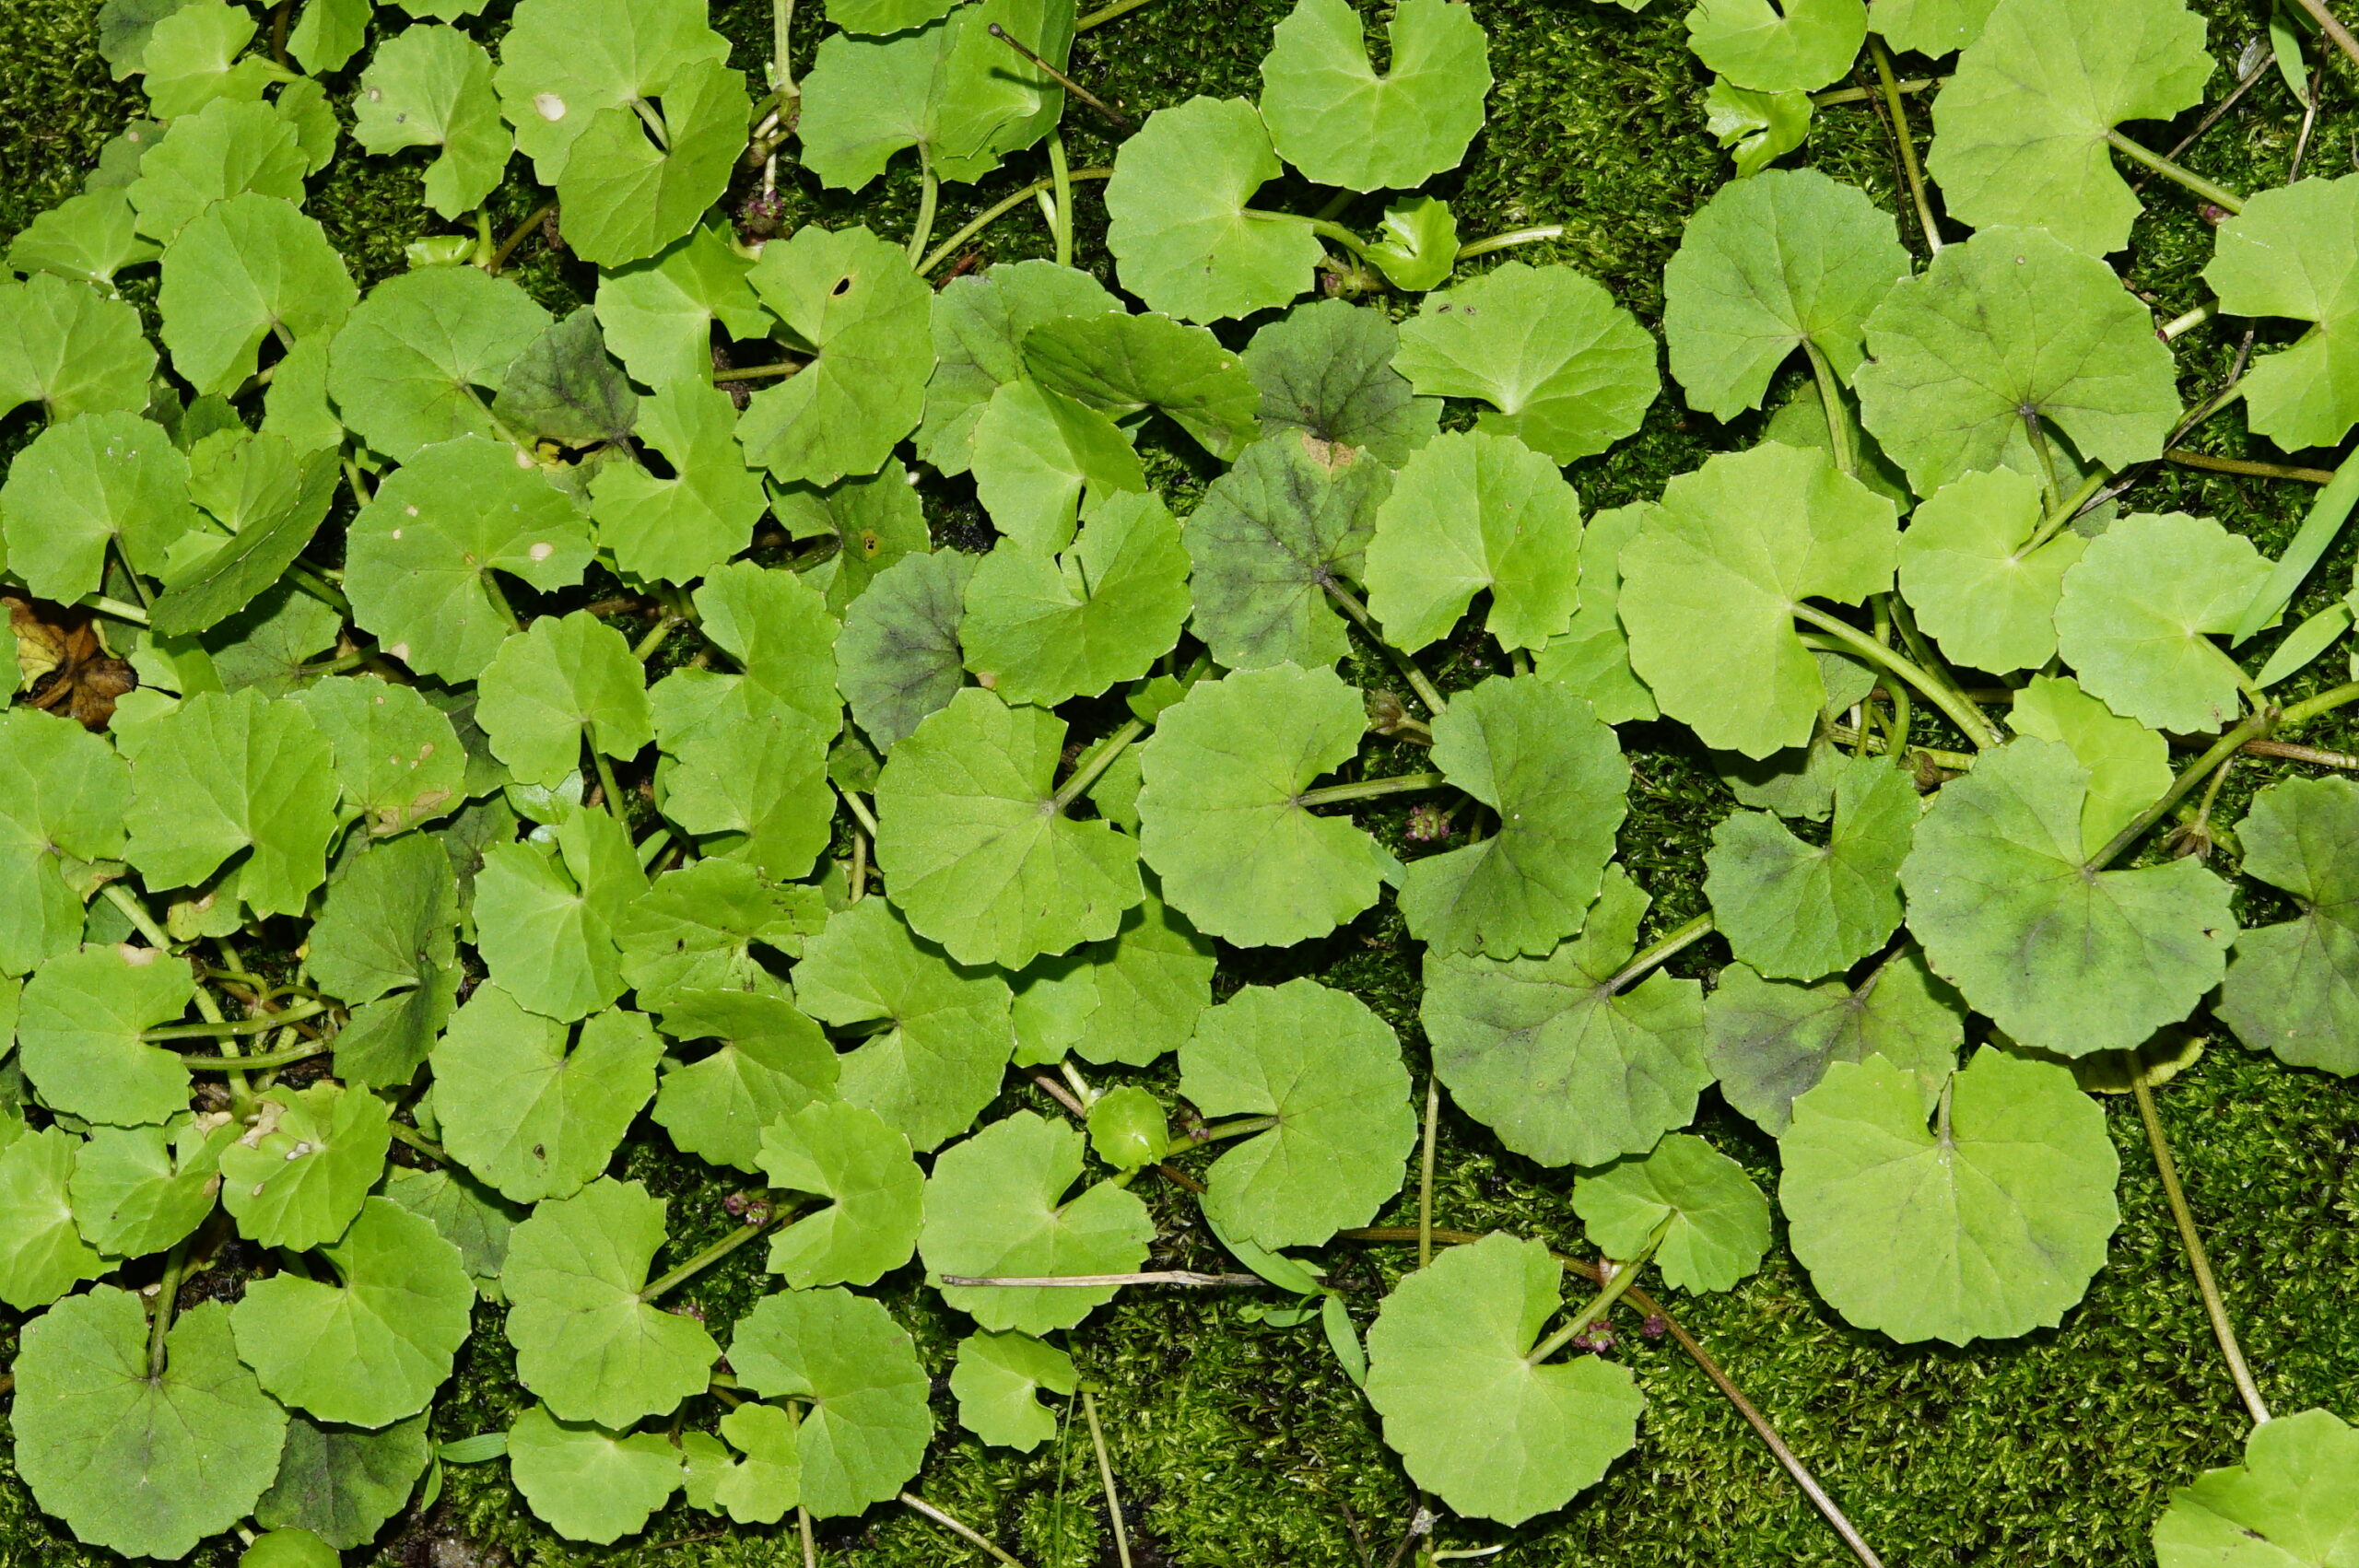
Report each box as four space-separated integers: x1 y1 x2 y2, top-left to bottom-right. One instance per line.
712 1402 801 1525
432 986 663 1202
142 1 288 118
1365 195 1460 293
1024 310 1262 461
2151 1407 2359 1566
1705 754 1917 979
69 1115 235 1258
127 99 309 244
920 262 1120 474
354 25 511 220
492 0 731 182
1684 0 1866 94
15 944 194 1127
593 221 769 388
299 677 469 839
1104 96 1323 323
505 1405 682 1545
1896 468 2086 675
380 1164 522 1299
122 687 339 916
1364 429 1583 653
477 613 652 789
1870 0 1998 54
1532 501 1658 724
651 991 838 1172
727 1288 932 1519
326 268 550 463
2007 673 2171 859
757 1100 922 1288
0 1129 108 1311
1572 1133 1769 1293
1705 77 1814 178
617 859 818 1007
950 1330 1074 1452
588 380 766 585
151 438 344 639
0 411 194 603
0 708 130 978
2203 174 2359 452
2216 777 2359 1076
774 459 934 615
1010 883 1215 1068
559 57 749 267
958 493 1191 706
5 189 160 289
2053 510 2270 734
1259 0 1490 191
219 1081 393 1250
969 378 1147 554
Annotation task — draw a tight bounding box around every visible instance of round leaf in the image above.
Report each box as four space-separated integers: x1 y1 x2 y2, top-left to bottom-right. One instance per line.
1572 1133 1769 1294
2053 510 2270 735
2216 777 2359 1075
1684 0 1866 94
1258 0 1489 192
15 943 194 1128
757 1100 923 1289
727 1288 933 1519
1241 298 1440 465
1365 428 1584 653
1704 948 1962 1134
959 493 1191 707
218 1080 393 1251
2203 174 2359 452
1104 96 1323 323
0 1128 108 1310
432 986 663 1202
326 268 550 463
1180 431 1392 672
1704 753 1918 979
650 991 838 1172
506 1404 683 1545
254 1412 433 1550
949 1330 1074 1452
839 548 978 754
2151 1408 2359 1566
158 193 356 397
1896 467 2087 675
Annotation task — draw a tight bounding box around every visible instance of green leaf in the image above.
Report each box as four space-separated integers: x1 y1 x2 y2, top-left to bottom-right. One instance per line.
1895 468 2084 675
504 1176 722 1427
2053 511 2270 735
919 1108 1154 1333
347 437 594 682
327 269 551 463
1900 738 2234 1057
1684 0 1866 94
496 307 640 448
1422 866 1709 1165
1258 0 1489 192
1241 298 1440 465
0 1128 108 1310
558 57 749 267
775 459 934 615
152 439 344 639
589 381 765 585
255 1412 433 1550
2007 673 2172 859
231 1197 474 1427
1573 1133 1769 1293
158 192 357 396
1661 168 1907 421
6 188 161 288
1869 0 1997 54
2151 1407 2359 1565
693 560 847 739
1365 194 1460 293
1399 675 1629 958
2203 175 2359 451
1180 977 1415 1248
1705 77 1814 178
920 262 1121 474
1394 261 1659 464
839 549 979 753
1854 227 2179 496
220 1081 394 1250
476 613 652 790
790 898 1014 1152
381 1163 522 1299
1010 883 1215 1068
505 1405 683 1545
142 0 289 118
874 686 1143 970
654 705 834 882
727 1288 932 1519
127 99 309 245
594 221 769 388
2216 777 2359 1076
287 0 371 75
1532 501 1658 725
1364 1233 1641 1525
1086 1086 1168 1170
12 1290 287 1560
15 944 194 1127
1779 1048 2119 1344
123 687 339 915
1620 441 1897 758
1364 429 1583 653
297 675 472 848
69 1115 235 1258
958 494 1191 706
1137 662 1391 946
950 1330 1074 1452
0 273 155 426
1926 0 2212 258
0 411 194 603
651 991 839 1172
737 224 933 488
311 834 462 1088
711 1402 801 1525
0 708 130 978
969 379 1148 554
354 25 511 220
757 1100 923 1288
1705 754 1917 979
1704 947 1962 1134
1024 310 1262 462
828 0 960 36
1104 96 1323 323
617 859 816 1008
492 0 731 182
432 986 663 1202
98 0 200 77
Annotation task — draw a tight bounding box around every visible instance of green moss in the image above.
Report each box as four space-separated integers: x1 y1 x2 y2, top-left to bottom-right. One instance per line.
5 3 2359 1568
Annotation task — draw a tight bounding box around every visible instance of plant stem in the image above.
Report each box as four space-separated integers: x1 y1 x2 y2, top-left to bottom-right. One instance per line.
168 1038 331 1072
2104 130 2244 213
590 737 627 820
1082 1391 1133 1568
77 592 149 626
940 1270 1262 1288
2129 1073 2271 1425
102 883 175 949
2243 739 2359 768
909 155 941 265
640 1212 784 1302
2022 467 2113 555
1323 580 1449 715
145 999 330 1041
487 203 557 275
711 360 803 383
918 170 1113 276
771 0 801 106
481 571 523 636
1813 76 1939 106
2166 449 2336 485
898 1494 1031 1568
2160 305 2211 341
1871 37 1942 252
1603 913 1714 994
1178 1115 1280 1150
2233 450 2359 642
148 1236 194 1378
1294 771 1449 809
631 98 672 151
2286 0 2359 73
988 24 1131 126
1301 216 1370 258
799 1508 818 1568
2088 712 2275 868
1050 719 1148 812
1452 224 1564 261
1802 339 1856 477
1525 1219 1669 1365
1417 1072 1439 1268
633 617 680 662
388 1122 447 1163
1075 0 1161 29
1792 604 2005 748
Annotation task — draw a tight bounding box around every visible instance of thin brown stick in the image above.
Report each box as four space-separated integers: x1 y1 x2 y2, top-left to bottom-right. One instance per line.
2166 449 2337 485
1031 1072 1088 1118
2244 739 2359 768
2130 50 2273 195
940 1271 1262 1288
2287 0 2359 75
1339 1228 1884 1568
898 1493 1030 1568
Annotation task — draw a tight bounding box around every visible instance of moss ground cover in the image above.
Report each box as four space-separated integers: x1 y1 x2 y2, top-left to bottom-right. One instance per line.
3 0 2358 1564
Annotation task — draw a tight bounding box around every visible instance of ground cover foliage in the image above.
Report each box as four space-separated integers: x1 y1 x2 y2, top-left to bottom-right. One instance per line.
2 0 2359 1564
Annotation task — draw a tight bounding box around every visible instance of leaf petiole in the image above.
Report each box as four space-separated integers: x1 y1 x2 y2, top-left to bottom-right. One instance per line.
1523 1216 1670 1365
908 152 940 265
1871 37 1942 252
147 1235 194 1379
1792 604 2005 748
1603 912 1715 995
1294 771 1448 809
2130 1072 2271 1425
1452 224 1565 262
2104 130 2244 215
1050 718 1147 812
1801 339 1856 478
1082 1390 1133 1568
1171 1115 1279 1153
144 999 330 1041
918 170 1114 276
639 1209 791 1303
1322 579 1449 715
